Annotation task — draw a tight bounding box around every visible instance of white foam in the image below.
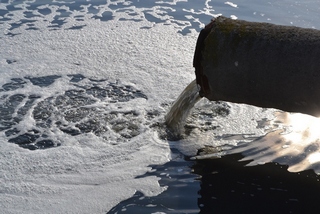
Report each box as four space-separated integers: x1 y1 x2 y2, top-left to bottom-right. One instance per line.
0 2 196 213
1 0 320 213
171 102 275 156
225 2 238 8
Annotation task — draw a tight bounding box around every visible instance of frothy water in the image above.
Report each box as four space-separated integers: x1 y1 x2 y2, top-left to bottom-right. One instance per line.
1 0 320 213
0 75 148 150
165 80 201 135
166 79 320 174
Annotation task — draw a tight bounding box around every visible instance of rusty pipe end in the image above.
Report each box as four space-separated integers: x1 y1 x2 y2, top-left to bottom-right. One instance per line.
193 18 216 98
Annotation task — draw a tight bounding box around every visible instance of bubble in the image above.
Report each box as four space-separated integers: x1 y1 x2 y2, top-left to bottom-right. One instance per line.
0 75 148 150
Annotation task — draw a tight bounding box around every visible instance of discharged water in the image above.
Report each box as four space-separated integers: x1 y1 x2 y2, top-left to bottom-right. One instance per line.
165 79 201 134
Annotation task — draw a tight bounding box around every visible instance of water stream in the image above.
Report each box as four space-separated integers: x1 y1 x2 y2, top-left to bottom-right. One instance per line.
165 79 201 134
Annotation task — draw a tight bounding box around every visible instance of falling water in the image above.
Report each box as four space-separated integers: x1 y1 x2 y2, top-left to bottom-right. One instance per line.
165 79 202 134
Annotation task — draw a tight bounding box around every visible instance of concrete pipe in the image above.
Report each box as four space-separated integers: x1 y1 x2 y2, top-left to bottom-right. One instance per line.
194 16 320 117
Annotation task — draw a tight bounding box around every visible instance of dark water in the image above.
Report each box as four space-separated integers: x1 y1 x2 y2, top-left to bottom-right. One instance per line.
195 153 320 214
109 151 320 214
108 149 200 214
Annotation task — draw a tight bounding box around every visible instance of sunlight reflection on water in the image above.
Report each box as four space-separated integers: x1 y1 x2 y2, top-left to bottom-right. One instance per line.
229 112 320 173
